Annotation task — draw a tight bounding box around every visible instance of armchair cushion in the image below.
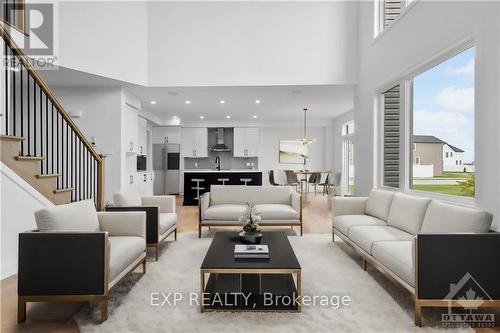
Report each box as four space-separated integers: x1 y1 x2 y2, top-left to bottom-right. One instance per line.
253 204 299 220
420 200 493 233
203 204 247 220
333 215 386 236
291 191 301 215
34 200 100 232
365 189 395 221
114 190 142 206
387 193 431 235
97 211 146 237
159 213 177 234
142 196 176 213
108 236 145 282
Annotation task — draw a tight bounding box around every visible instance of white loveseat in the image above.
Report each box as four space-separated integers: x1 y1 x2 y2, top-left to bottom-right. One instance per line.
332 189 496 326
199 185 302 237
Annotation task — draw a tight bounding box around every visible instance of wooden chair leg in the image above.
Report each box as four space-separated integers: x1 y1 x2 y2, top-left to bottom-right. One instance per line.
142 259 146 274
174 229 177 241
198 224 202 238
100 297 108 322
414 301 422 327
17 297 26 323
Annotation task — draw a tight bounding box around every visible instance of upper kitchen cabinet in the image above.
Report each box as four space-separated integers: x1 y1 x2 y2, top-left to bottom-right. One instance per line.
137 117 147 155
153 126 182 144
182 127 208 158
124 104 138 153
233 128 259 157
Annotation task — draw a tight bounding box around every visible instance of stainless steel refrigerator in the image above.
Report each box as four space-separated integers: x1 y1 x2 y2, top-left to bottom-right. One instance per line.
153 143 180 195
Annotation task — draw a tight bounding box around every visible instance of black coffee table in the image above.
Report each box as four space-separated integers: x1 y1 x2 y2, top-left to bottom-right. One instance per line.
200 231 301 312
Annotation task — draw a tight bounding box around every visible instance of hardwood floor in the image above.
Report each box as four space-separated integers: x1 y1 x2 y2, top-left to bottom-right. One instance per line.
0 192 333 333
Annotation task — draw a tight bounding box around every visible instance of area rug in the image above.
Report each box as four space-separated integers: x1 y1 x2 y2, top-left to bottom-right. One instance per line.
75 232 471 332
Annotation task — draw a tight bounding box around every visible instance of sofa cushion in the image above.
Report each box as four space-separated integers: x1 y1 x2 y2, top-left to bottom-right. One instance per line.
210 185 292 205
365 189 395 221
203 204 247 220
34 200 100 232
114 190 142 206
372 241 415 287
387 193 431 235
421 201 493 233
253 204 299 220
348 225 413 254
159 213 177 234
108 236 145 282
333 215 386 236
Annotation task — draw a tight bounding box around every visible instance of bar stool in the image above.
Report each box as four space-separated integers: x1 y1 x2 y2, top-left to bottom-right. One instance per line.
191 178 205 203
218 178 230 185
240 178 252 186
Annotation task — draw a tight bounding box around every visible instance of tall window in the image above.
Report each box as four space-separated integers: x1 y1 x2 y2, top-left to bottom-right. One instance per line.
342 121 355 195
382 85 400 188
410 47 475 198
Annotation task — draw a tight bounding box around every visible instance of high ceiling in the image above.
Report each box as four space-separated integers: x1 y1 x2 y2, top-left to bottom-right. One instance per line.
41 66 354 124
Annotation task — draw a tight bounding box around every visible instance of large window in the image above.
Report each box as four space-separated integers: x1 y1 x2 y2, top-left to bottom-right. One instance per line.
410 47 475 198
382 85 401 188
375 0 415 37
342 121 355 195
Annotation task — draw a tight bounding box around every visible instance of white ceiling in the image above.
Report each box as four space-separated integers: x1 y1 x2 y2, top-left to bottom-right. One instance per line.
41 66 355 124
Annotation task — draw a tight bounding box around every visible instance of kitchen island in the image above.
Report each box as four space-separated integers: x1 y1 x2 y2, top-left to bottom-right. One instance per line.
183 170 263 206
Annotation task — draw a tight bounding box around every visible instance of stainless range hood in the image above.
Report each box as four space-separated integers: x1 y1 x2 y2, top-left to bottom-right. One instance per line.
210 128 231 152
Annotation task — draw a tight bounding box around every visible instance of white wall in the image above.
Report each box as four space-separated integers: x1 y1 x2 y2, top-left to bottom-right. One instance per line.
147 1 357 87
1 163 54 279
57 1 148 85
329 111 354 175
53 87 123 204
355 1 500 229
259 126 327 185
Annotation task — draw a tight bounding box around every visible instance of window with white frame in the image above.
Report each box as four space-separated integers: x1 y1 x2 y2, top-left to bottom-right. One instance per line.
342 121 355 195
375 0 416 37
409 46 475 198
382 85 400 188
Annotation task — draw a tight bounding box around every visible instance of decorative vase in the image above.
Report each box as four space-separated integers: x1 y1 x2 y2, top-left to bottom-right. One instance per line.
238 231 263 244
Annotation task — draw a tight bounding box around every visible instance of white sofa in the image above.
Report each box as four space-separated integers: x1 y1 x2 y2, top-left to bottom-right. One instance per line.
110 190 177 260
332 189 496 326
19 200 146 322
199 185 302 237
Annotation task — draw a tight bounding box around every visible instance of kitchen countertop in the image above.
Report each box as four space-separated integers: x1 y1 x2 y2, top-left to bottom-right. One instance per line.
183 169 262 173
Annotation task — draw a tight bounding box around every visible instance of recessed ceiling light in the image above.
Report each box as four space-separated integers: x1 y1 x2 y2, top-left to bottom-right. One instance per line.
185 100 191 104
220 100 226 104
255 100 260 104
226 115 231 119
150 100 157 105
253 115 258 119
200 115 204 119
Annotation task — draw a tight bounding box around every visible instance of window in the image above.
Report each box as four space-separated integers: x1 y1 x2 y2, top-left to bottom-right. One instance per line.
415 156 421 165
382 85 400 188
375 0 415 37
342 121 355 195
413 143 416 151
410 47 475 198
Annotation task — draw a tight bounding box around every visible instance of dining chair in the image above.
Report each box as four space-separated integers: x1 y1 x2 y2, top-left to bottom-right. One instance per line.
309 172 321 193
330 172 342 196
318 173 331 196
268 170 280 186
284 170 301 192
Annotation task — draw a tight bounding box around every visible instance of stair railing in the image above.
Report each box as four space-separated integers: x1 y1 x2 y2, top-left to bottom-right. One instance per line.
0 22 105 210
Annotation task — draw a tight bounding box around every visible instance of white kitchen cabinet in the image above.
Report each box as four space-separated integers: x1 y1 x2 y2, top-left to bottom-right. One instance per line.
153 126 181 144
124 104 138 153
127 172 154 195
137 117 147 156
182 127 208 158
233 127 259 157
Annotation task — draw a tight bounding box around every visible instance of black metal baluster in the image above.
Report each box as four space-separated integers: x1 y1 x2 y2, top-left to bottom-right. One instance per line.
20 64 23 155
4 43 8 135
56 111 59 188
87 151 90 199
45 96 48 173
66 122 69 189
26 72 30 155
12 52 16 137
51 104 54 173
72 130 75 201
79 140 82 200
39 84 43 171
33 80 36 156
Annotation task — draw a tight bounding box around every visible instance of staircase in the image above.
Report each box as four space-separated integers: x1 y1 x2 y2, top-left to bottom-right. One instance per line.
0 22 105 209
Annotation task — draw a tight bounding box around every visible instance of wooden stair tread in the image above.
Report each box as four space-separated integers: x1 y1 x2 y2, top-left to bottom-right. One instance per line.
15 156 44 161
36 173 61 179
53 188 73 194
0 135 25 142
